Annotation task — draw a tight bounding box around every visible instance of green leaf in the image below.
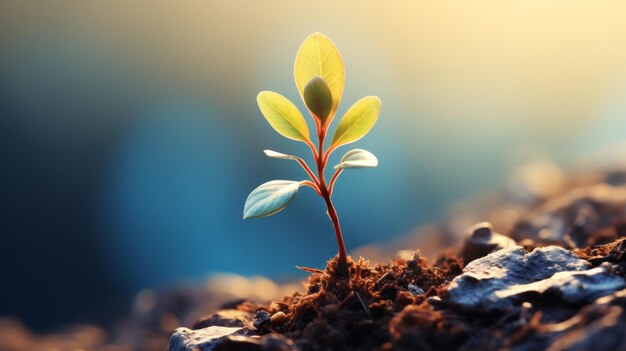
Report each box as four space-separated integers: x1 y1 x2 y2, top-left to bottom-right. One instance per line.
257 91 310 142
334 149 378 169
331 96 381 149
294 32 345 123
303 77 333 125
263 149 299 160
243 180 302 219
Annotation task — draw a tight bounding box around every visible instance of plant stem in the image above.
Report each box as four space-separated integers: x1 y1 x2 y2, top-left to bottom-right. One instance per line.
321 187 349 278
316 128 349 279
328 168 343 195
296 158 319 184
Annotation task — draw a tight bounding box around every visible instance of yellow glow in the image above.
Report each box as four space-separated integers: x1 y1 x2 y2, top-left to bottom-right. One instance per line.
4 1 626 139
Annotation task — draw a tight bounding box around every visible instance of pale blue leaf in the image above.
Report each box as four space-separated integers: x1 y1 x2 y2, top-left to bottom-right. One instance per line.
243 180 302 219
334 149 378 169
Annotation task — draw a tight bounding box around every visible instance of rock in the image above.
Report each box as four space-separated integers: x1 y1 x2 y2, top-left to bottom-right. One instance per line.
426 296 444 308
460 222 516 264
495 263 625 304
545 288 626 351
168 326 243 351
512 184 626 246
253 310 271 330
192 309 254 329
169 324 298 351
214 334 298 351
270 311 287 326
407 283 425 295
448 245 591 312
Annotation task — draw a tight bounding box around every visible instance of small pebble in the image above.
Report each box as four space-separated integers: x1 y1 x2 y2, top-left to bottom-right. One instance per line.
426 296 443 306
270 311 287 326
471 222 493 239
253 310 271 330
407 284 425 295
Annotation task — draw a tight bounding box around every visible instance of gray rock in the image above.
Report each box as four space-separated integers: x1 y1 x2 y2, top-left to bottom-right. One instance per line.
408 283 425 295
169 326 243 351
448 245 591 312
512 184 626 246
192 309 254 329
253 310 271 330
169 324 298 351
545 288 626 351
214 334 298 351
496 263 625 305
460 222 517 264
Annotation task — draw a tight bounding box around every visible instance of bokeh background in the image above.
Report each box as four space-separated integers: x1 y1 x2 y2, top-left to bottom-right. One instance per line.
3 0 626 331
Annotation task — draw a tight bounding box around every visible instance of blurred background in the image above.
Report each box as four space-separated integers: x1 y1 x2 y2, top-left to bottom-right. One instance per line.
3 0 626 332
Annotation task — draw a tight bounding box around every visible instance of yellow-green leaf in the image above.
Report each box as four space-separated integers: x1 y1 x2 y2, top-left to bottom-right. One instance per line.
303 77 332 125
294 32 344 124
257 91 310 142
331 97 381 149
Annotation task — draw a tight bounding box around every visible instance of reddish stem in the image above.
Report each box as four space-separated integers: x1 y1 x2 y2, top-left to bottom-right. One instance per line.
296 158 319 184
314 123 349 278
305 139 318 160
328 169 343 195
301 180 321 196
322 187 348 277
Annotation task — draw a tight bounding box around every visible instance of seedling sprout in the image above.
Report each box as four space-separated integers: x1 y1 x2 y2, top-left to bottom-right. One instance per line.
243 32 381 278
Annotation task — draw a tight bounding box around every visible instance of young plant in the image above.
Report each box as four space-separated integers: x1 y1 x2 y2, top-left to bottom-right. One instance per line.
243 32 381 278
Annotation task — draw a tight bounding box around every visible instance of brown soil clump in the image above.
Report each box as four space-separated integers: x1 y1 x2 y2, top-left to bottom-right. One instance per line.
248 254 462 351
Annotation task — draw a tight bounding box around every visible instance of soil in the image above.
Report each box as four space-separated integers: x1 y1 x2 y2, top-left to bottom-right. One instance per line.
205 233 625 351
246 254 465 351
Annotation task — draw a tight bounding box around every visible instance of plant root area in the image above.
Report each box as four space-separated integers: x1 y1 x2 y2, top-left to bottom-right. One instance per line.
186 236 626 351
172 169 626 351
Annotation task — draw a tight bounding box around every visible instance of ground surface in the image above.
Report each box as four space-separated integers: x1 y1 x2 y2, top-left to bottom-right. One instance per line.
4 166 626 351
169 167 626 351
